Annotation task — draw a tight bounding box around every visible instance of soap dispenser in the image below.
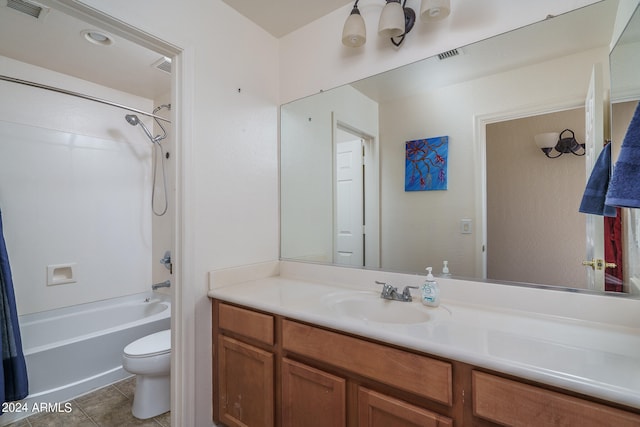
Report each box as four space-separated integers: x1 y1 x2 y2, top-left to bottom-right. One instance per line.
421 267 440 307
441 261 451 277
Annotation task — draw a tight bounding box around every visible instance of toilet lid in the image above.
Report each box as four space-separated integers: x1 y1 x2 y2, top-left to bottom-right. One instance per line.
124 329 171 358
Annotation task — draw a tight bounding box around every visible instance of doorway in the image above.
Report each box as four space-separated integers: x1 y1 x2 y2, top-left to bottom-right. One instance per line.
333 119 380 268
485 109 587 288
0 1 184 424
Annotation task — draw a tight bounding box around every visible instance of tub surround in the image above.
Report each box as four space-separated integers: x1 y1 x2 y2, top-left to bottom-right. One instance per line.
209 260 640 412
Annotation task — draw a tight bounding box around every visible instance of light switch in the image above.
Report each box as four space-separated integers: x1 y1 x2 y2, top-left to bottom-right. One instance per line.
460 219 472 234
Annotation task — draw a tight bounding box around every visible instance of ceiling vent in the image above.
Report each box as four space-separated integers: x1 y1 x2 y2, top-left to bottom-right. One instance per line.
437 48 461 60
5 0 48 19
152 57 172 74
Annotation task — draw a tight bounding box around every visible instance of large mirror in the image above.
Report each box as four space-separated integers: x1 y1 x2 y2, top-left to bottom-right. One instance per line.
281 0 640 295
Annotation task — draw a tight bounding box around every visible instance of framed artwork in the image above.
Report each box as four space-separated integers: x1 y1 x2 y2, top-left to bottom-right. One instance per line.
405 136 448 191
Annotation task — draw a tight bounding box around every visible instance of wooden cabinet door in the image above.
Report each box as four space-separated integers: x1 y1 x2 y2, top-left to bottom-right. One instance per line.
358 387 453 427
282 358 346 427
218 335 274 427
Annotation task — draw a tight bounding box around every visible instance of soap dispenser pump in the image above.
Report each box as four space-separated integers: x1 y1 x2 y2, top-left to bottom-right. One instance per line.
421 267 440 307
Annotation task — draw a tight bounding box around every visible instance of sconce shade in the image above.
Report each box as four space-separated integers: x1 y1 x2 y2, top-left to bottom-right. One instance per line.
378 0 406 38
534 132 560 149
534 129 585 158
342 5 366 47
420 0 451 21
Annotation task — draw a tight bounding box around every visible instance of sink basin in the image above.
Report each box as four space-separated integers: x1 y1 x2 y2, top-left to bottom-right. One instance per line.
323 291 430 324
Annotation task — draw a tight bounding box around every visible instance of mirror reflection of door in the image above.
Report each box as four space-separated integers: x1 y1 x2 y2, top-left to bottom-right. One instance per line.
335 129 364 266
584 64 607 291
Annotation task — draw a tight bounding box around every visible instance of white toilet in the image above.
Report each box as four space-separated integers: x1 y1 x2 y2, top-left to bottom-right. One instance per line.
122 329 171 419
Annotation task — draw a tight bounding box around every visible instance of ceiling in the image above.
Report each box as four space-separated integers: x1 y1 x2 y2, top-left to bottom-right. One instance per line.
0 1 171 100
222 0 353 38
0 0 350 101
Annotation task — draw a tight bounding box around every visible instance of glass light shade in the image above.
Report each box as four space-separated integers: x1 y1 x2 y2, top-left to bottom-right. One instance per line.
342 9 366 47
534 132 560 149
378 0 405 38
420 0 451 21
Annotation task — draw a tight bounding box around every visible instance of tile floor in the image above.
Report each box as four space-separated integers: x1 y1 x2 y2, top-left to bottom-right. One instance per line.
6 377 170 427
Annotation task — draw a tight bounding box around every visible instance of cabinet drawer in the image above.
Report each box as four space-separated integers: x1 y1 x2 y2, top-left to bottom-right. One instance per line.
218 303 274 345
473 371 640 427
282 320 452 406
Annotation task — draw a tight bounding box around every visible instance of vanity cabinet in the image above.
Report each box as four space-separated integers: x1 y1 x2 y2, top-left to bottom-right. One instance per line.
281 358 346 427
214 302 275 427
472 371 640 427
358 387 453 427
218 336 274 427
212 299 640 427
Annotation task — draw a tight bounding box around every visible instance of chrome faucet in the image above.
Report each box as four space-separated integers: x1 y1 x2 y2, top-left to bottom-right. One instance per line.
375 281 418 302
152 280 171 290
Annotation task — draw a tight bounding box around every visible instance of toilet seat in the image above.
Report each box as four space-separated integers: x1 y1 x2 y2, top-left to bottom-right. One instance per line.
124 329 170 358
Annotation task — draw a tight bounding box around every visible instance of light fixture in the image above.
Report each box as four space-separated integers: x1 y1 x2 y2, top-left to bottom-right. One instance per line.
344 0 451 48
342 0 366 47
534 129 585 158
378 0 415 47
81 29 113 46
420 0 451 21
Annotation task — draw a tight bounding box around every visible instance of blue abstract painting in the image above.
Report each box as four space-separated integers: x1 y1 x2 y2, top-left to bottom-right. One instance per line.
405 136 448 191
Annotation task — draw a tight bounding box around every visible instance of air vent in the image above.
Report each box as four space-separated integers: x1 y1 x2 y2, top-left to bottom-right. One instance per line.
152 57 172 74
437 48 460 60
6 0 48 19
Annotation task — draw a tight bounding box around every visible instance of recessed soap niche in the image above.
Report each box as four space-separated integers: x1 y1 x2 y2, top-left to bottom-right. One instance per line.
47 263 77 286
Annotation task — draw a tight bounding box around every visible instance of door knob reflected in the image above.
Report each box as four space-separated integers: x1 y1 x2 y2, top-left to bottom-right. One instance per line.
582 258 617 270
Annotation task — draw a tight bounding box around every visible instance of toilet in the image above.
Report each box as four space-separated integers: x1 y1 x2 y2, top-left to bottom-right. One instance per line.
122 329 171 419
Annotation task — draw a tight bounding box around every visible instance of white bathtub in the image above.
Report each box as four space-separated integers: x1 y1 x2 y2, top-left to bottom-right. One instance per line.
1 292 170 425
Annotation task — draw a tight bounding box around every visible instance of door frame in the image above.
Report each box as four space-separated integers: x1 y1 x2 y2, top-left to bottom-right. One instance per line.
474 98 584 280
49 1 192 426
332 114 380 269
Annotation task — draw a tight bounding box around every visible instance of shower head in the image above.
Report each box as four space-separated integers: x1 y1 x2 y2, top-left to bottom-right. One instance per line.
125 114 157 143
125 114 139 126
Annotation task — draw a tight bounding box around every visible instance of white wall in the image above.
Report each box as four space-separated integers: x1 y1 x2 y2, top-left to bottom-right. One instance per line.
72 2 280 426
377 47 608 278
0 56 153 315
151 91 173 292
281 85 378 263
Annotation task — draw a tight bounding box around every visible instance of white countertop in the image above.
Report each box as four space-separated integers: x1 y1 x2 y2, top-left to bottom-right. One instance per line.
208 261 640 410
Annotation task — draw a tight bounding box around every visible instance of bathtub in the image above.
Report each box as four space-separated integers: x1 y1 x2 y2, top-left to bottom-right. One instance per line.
1 292 170 425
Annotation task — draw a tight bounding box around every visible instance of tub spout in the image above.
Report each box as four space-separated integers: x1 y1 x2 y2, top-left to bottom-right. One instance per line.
152 280 171 290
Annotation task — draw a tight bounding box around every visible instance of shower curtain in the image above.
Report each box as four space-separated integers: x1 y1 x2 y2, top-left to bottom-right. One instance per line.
0 208 28 405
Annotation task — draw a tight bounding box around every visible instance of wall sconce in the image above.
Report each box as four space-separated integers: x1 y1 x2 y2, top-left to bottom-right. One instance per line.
342 0 451 48
534 129 585 158
342 0 367 47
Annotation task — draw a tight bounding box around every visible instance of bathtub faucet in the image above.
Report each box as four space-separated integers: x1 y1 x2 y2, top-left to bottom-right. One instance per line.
152 280 171 290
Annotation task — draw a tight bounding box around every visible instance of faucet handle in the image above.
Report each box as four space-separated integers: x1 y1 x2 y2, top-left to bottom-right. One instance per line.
401 285 419 301
375 280 396 298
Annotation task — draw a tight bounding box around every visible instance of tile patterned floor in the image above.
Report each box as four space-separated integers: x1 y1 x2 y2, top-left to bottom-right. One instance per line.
6 377 170 427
